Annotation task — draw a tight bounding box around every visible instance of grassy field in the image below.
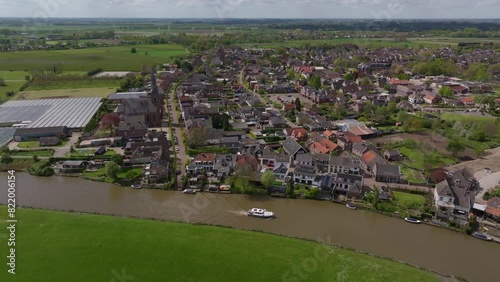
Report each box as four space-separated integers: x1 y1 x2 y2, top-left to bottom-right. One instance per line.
17 139 68 148
240 38 443 48
439 112 500 151
0 159 34 171
0 44 188 71
393 192 427 209
16 87 115 100
0 207 439 282
27 76 121 91
0 71 29 102
11 150 54 157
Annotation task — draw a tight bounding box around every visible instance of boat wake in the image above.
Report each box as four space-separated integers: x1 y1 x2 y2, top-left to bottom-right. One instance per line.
228 210 248 216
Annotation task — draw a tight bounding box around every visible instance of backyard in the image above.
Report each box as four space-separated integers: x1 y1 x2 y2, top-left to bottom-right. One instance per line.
18 139 68 148
82 166 143 184
393 191 427 210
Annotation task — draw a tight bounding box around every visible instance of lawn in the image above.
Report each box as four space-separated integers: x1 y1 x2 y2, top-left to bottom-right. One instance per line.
68 149 116 158
82 167 142 184
11 150 54 157
0 44 188 71
393 192 427 209
0 207 439 282
18 139 68 148
0 159 34 171
398 147 454 170
16 87 115 100
0 71 28 102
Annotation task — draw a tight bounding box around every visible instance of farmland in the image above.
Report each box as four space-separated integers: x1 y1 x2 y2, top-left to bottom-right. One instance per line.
0 44 188 72
0 71 29 102
0 207 440 282
15 88 115 100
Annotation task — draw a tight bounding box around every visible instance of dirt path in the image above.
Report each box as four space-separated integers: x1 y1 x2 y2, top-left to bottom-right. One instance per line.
447 146 500 174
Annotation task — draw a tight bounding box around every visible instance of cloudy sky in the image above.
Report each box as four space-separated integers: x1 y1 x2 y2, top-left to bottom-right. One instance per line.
1 0 500 19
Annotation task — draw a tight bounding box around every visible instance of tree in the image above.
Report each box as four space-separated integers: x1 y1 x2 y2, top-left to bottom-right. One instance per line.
360 77 371 86
111 154 124 165
439 86 453 98
105 161 121 179
130 47 137 54
295 97 302 112
186 127 207 149
100 113 120 131
343 73 354 81
447 140 465 158
32 155 39 163
0 77 5 86
474 147 486 159
308 75 321 89
0 153 13 164
286 180 295 198
306 187 320 199
261 170 276 189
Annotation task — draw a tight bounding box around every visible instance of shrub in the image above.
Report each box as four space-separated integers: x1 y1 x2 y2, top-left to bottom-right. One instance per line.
28 160 54 177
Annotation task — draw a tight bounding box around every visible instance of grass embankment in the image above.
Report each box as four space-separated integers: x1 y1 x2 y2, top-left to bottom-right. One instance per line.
0 207 440 282
0 159 34 171
17 140 67 148
0 44 188 71
11 150 54 157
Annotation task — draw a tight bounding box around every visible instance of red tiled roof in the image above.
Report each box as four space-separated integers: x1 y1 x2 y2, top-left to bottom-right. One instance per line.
323 130 334 137
362 151 378 164
319 138 338 151
348 125 375 137
388 78 409 85
309 142 330 154
236 155 259 171
486 197 500 217
460 97 474 103
193 153 216 162
344 131 363 143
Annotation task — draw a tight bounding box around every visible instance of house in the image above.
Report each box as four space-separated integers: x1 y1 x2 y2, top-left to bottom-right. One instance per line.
282 137 307 159
384 150 403 161
360 150 387 174
39 136 60 146
424 94 440 104
284 127 308 142
130 145 163 165
62 160 87 172
144 159 170 184
396 101 414 111
328 155 360 175
13 126 70 142
213 154 237 177
295 153 313 166
485 197 500 222
94 146 106 156
434 168 479 221
293 164 316 185
236 154 260 172
408 93 423 104
373 163 401 183
269 116 288 128
218 137 243 152
460 97 475 106
187 153 216 174
116 98 162 128
333 173 364 197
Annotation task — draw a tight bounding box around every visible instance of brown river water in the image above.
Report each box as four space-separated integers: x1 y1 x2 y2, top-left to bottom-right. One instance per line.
0 172 497 282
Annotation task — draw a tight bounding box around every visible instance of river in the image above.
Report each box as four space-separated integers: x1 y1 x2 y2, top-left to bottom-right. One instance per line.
1 172 497 282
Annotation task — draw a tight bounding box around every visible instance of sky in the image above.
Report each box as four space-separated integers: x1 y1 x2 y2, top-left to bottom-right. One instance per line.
1 0 500 19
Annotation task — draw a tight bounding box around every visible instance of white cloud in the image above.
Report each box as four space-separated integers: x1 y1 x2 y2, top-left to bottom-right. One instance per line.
0 0 498 18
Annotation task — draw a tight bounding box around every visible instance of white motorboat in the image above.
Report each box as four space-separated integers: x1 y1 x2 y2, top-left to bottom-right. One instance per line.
182 189 197 194
131 184 142 189
247 208 274 219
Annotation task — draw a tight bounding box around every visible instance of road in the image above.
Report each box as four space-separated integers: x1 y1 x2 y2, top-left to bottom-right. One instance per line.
166 84 187 188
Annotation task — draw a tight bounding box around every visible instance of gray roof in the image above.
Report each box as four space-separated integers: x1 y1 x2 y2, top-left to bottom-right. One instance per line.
282 137 305 156
117 98 157 115
294 164 316 177
276 152 291 163
0 127 16 148
329 156 358 167
296 153 313 163
262 146 277 159
0 98 102 129
374 163 401 177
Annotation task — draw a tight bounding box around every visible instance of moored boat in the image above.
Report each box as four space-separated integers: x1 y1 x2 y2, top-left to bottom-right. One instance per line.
404 217 421 224
131 184 142 189
182 189 197 194
346 203 357 210
472 232 492 241
247 208 274 219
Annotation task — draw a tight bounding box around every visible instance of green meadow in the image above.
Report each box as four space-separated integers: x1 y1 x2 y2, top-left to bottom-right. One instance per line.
0 207 440 282
0 44 188 72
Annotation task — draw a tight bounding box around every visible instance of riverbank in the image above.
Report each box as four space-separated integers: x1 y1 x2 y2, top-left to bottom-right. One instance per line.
0 206 444 282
